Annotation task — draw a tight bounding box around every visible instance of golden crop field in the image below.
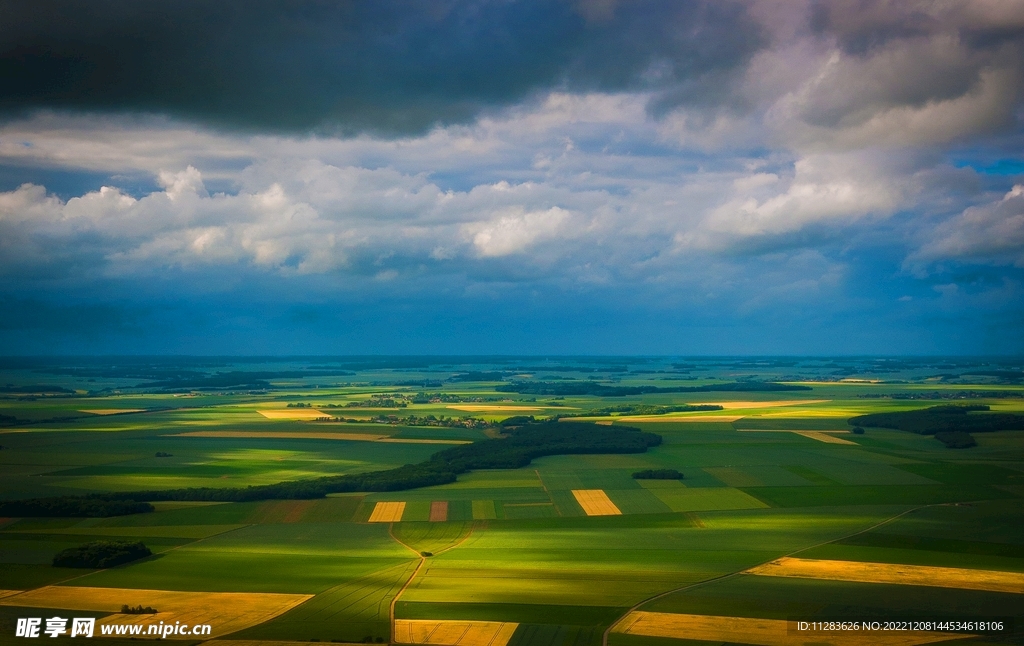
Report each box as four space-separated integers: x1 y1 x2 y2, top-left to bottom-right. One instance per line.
571 489 621 516
792 431 858 444
446 405 546 412
608 414 745 423
704 400 829 409
368 501 407 523
745 557 1024 593
613 611 972 646
394 619 519 646
0 586 312 640
78 409 147 415
257 409 330 420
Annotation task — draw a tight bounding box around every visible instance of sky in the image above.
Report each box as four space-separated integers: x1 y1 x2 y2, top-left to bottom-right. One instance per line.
1 0 1023 355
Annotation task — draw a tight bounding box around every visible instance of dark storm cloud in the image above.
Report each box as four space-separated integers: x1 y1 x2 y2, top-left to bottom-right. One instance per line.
0 0 764 134
810 0 1024 54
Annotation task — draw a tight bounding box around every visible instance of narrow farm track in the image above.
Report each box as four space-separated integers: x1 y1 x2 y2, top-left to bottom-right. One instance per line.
601 502 964 646
387 522 477 645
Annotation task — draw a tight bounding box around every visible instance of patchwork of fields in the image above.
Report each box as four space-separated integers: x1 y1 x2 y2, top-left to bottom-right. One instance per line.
1 359 1024 645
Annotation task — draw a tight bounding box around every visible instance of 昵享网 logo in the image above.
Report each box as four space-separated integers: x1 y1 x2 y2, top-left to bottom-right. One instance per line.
15 617 95 638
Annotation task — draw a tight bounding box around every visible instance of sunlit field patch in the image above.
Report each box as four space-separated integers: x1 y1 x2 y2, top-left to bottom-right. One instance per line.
471 500 497 520
79 409 147 415
255 409 329 420
394 619 518 646
594 414 745 423
736 429 858 444
570 489 621 516
706 400 830 409
793 431 858 444
612 610 972 645
745 557 1024 594
446 405 548 412
368 501 407 523
0 586 312 639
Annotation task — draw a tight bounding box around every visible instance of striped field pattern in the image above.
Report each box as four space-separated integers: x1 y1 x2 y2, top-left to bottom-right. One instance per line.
394 619 518 646
746 557 1024 594
571 489 621 516
368 501 406 522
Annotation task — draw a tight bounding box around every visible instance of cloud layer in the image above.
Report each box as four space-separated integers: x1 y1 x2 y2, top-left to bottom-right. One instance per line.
1 0 1023 353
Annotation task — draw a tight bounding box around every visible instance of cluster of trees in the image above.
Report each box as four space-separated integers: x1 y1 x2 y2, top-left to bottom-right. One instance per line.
4 422 662 512
411 392 473 403
632 469 684 479
52 541 152 568
344 395 408 408
121 605 158 614
857 391 1024 400
849 404 1024 451
155 452 173 457
497 381 810 397
351 414 490 429
0 384 74 394
448 371 508 382
934 431 977 449
0 497 153 517
499 415 535 427
849 405 1024 434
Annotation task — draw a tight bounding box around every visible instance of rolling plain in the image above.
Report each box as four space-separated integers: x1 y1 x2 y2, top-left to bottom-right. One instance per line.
1 356 1023 645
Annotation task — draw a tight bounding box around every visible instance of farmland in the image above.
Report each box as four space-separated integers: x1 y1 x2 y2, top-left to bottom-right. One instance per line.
1 356 1023 644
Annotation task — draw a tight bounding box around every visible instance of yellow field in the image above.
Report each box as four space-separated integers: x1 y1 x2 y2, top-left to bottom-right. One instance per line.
793 431 858 444
746 557 1024 594
0 586 312 640
368 501 407 522
0 590 21 600
621 414 744 423
257 409 330 420
446 405 545 412
705 400 829 409
568 414 745 423
736 429 858 444
79 409 146 415
613 611 971 645
394 619 518 646
571 489 622 516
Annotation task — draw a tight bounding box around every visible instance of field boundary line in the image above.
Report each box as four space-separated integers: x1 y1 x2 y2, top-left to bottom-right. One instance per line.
600 502 967 646
535 468 562 516
387 522 476 645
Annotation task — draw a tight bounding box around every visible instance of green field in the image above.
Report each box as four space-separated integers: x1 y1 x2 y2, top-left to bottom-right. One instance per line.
2 357 1023 644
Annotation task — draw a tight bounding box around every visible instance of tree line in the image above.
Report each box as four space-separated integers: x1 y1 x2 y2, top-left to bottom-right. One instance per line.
1 421 662 515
